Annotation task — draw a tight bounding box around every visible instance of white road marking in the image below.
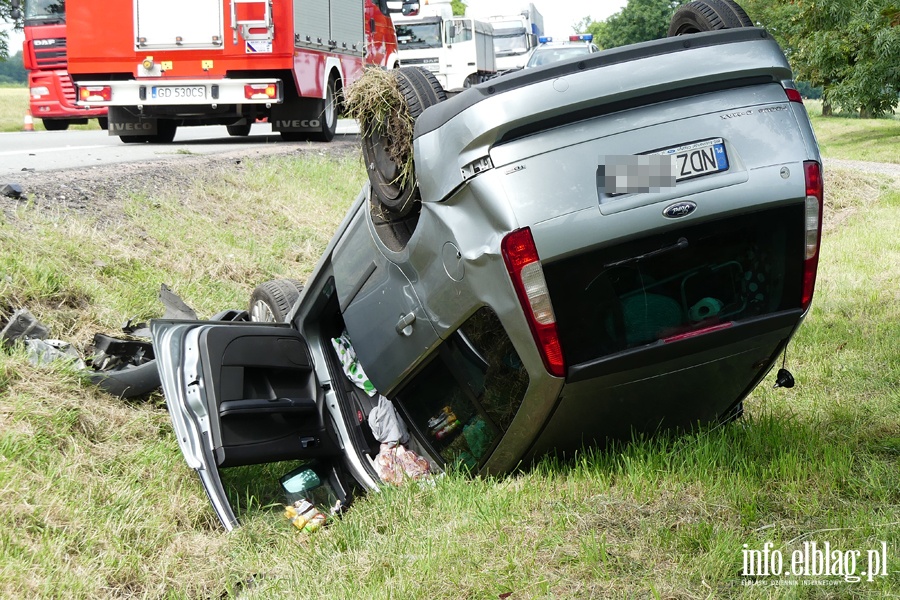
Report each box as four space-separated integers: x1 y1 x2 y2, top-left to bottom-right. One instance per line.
0 145 106 157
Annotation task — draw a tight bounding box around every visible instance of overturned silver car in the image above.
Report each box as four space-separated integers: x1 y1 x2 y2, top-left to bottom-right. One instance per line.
152 3 823 530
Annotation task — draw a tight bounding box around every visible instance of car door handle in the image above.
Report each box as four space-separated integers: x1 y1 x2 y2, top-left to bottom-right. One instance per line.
395 312 416 336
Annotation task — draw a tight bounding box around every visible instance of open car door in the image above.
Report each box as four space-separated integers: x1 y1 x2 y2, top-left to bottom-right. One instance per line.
150 320 348 531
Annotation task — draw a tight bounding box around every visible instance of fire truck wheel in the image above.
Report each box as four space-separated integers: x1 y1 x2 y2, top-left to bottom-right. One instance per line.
248 279 305 323
363 66 446 219
668 0 753 36
148 120 178 143
226 122 252 137
309 74 339 142
43 119 70 131
120 135 152 144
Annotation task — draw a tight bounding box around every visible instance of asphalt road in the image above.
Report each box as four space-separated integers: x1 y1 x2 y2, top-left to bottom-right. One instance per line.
0 120 361 179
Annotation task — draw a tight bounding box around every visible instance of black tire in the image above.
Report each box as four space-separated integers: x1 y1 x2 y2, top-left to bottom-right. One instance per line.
121 120 177 143
226 121 252 137
97 117 108 130
120 135 153 144
43 119 70 131
309 74 339 142
148 120 177 143
362 66 446 218
248 279 305 323
668 0 753 36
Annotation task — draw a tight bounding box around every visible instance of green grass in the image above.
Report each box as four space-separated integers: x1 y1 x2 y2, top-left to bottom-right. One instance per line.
806 100 900 164
0 86 101 133
1 147 898 597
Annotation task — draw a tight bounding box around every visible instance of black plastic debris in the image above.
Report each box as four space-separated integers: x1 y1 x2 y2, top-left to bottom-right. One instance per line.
1 183 24 199
1 284 246 399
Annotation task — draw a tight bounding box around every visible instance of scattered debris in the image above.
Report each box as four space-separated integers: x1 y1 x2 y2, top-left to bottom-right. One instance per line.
0 283 237 398
1 183 24 199
374 442 431 485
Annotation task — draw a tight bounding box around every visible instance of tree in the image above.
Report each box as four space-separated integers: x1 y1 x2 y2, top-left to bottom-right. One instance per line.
0 48 24 82
590 0 688 50
741 0 899 117
1 0 19 59
451 0 466 16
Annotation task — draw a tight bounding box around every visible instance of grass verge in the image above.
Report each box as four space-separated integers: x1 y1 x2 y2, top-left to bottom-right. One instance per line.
0 86 101 133
0 149 898 598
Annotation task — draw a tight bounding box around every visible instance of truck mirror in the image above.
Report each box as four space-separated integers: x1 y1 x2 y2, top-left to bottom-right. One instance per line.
447 23 456 39
11 8 21 20
10 0 21 8
401 2 419 16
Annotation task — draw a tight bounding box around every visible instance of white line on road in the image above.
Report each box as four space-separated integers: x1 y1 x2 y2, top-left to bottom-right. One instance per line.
0 145 106 157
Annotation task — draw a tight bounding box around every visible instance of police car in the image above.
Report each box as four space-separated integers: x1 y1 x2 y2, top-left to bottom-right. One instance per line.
525 34 600 68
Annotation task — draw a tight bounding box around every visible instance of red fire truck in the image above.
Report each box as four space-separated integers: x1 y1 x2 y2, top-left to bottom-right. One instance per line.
11 0 107 131
67 0 414 143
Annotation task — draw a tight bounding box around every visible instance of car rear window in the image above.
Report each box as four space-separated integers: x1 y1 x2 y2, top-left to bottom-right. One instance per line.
543 205 805 367
395 308 529 470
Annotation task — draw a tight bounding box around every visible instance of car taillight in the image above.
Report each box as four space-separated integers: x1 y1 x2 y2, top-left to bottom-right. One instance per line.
244 83 277 100
802 160 823 310
78 85 111 102
782 81 803 103
501 228 565 378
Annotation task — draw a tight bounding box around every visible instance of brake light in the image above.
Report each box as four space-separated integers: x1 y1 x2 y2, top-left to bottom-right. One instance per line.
244 83 278 100
782 81 803 103
501 228 565 378
785 88 803 103
78 85 111 102
802 161 823 310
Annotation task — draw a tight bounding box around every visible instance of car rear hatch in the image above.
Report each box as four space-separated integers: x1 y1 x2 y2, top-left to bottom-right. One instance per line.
412 28 822 457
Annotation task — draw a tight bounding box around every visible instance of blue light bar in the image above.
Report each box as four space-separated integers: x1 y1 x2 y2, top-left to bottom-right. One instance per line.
538 36 552 43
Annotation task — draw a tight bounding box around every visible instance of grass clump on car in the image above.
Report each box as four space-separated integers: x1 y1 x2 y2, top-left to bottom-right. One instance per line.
344 67 416 190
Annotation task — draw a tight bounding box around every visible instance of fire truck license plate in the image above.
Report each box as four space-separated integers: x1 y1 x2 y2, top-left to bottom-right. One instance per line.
151 86 207 99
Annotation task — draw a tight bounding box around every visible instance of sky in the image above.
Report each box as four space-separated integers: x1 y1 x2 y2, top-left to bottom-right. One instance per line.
2 24 24 55
529 0 628 37
1 0 630 57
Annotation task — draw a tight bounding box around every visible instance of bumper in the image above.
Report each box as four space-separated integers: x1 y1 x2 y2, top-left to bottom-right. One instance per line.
75 78 284 107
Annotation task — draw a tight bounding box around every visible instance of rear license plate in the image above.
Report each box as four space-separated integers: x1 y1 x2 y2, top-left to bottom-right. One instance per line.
652 138 729 182
151 86 207 100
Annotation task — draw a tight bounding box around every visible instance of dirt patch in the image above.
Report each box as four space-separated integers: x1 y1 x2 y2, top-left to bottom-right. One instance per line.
0 139 360 228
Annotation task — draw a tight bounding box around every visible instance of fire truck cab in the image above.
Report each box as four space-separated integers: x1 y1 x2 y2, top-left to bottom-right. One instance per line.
13 0 108 131
67 0 415 143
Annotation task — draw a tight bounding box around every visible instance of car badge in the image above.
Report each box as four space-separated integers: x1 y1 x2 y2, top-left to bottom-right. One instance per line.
663 201 697 218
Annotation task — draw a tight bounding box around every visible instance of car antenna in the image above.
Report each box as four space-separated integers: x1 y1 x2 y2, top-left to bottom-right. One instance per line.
773 346 795 389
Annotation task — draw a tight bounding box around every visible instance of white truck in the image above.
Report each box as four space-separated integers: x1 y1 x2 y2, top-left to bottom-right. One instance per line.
392 0 496 90
465 1 544 71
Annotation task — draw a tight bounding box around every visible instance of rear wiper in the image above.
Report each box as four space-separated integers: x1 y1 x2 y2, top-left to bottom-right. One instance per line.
604 237 689 268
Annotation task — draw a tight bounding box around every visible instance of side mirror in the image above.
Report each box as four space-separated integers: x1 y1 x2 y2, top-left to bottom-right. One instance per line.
401 2 419 16
11 9 22 19
10 0 21 8
447 23 456 39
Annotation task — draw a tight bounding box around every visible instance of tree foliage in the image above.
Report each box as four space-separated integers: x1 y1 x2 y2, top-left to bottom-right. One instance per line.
1 0 20 59
583 0 900 117
0 49 24 82
738 0 900 116
586 0 688 50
